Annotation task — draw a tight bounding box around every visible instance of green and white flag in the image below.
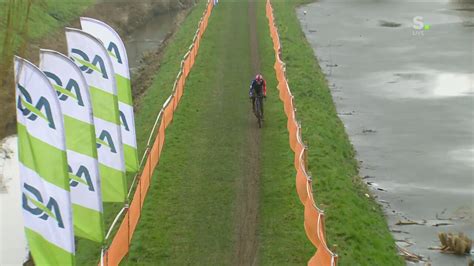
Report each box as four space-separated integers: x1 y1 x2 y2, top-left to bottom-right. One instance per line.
80 17 139 173
40 49 105 242
65 28 127 202
14 56 75 265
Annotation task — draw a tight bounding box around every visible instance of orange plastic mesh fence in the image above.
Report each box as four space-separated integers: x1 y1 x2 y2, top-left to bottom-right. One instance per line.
104 211 129 266
100 1 338 264
128 188 141 242
265 0 338 265
99 1 215 265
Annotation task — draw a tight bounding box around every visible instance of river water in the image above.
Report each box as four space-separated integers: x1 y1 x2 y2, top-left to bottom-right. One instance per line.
0 137 26 265
125 11 178 72
0 11 177 265
298 0 473 265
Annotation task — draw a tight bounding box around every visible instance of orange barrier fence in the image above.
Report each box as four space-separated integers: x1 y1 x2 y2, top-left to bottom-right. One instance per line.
99 2 214 265
265 1 338 265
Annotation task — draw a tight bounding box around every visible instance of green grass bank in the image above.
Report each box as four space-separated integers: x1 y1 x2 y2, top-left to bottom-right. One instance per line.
256 0 314 263
269 0 403 265
0 0 93 51
74 1 212 264
0 0 93 138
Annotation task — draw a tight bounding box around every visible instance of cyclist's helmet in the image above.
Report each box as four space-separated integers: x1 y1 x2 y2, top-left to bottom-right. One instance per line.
256 74 263 82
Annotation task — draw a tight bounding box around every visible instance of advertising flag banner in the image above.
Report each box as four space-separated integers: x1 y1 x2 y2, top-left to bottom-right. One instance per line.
65 28 127 202
40 50 105 242
80 17 139 173
14 56 75 265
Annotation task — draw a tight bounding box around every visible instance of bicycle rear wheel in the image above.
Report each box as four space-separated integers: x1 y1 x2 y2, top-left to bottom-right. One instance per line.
256 97 262 128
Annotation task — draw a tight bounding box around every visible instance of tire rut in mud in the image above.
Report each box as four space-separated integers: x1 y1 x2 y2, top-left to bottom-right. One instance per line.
233 0 262 265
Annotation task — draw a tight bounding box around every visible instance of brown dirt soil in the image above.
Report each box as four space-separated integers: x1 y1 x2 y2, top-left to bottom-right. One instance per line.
233 0 261 265
0 0 196 139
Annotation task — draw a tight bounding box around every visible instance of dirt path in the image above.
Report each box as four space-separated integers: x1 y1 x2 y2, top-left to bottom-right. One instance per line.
233 0 262 265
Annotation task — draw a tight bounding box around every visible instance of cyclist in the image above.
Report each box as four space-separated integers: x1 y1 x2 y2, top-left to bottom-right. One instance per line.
249 74 267 118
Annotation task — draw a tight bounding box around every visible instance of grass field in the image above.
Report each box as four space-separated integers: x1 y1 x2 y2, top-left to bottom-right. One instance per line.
77 0 403 264
25 0 403 264
121 0 401 264
123 0 316 264
124 1 257 264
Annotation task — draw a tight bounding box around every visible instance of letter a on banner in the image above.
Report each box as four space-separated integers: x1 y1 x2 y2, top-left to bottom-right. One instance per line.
39 50 105 242
14 56 75 265
80 17 139 173
65 28 127 202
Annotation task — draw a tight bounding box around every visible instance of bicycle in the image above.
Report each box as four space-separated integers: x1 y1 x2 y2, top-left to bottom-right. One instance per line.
251 95 264 128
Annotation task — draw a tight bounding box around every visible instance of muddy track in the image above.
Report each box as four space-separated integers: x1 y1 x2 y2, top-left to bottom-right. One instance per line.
233 0 261 265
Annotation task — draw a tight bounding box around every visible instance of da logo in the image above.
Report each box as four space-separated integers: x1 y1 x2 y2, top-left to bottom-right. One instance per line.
69 164 94 192
107 42 123 64
119 111 129 132
97 130 117 153
22 183 64 228
70 48 108 79
44 72 84 106
17 84 56 129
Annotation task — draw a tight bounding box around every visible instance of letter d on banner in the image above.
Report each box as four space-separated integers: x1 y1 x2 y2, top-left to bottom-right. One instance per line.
14 56 75 265
65 28 127 202
80 17 139 173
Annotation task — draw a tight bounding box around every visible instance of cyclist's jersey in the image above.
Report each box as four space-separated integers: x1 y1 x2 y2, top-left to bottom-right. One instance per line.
249 79 267 96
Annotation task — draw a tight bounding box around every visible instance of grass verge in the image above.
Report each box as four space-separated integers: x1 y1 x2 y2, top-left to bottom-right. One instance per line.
74 1 215 264
256 0 315 264
268 0 404 265
123 1 254 264
0 0 93 138
121 0 318 264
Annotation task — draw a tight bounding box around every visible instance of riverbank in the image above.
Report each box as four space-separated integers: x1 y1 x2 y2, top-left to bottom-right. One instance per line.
298 0 474 264
270 0 403 264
